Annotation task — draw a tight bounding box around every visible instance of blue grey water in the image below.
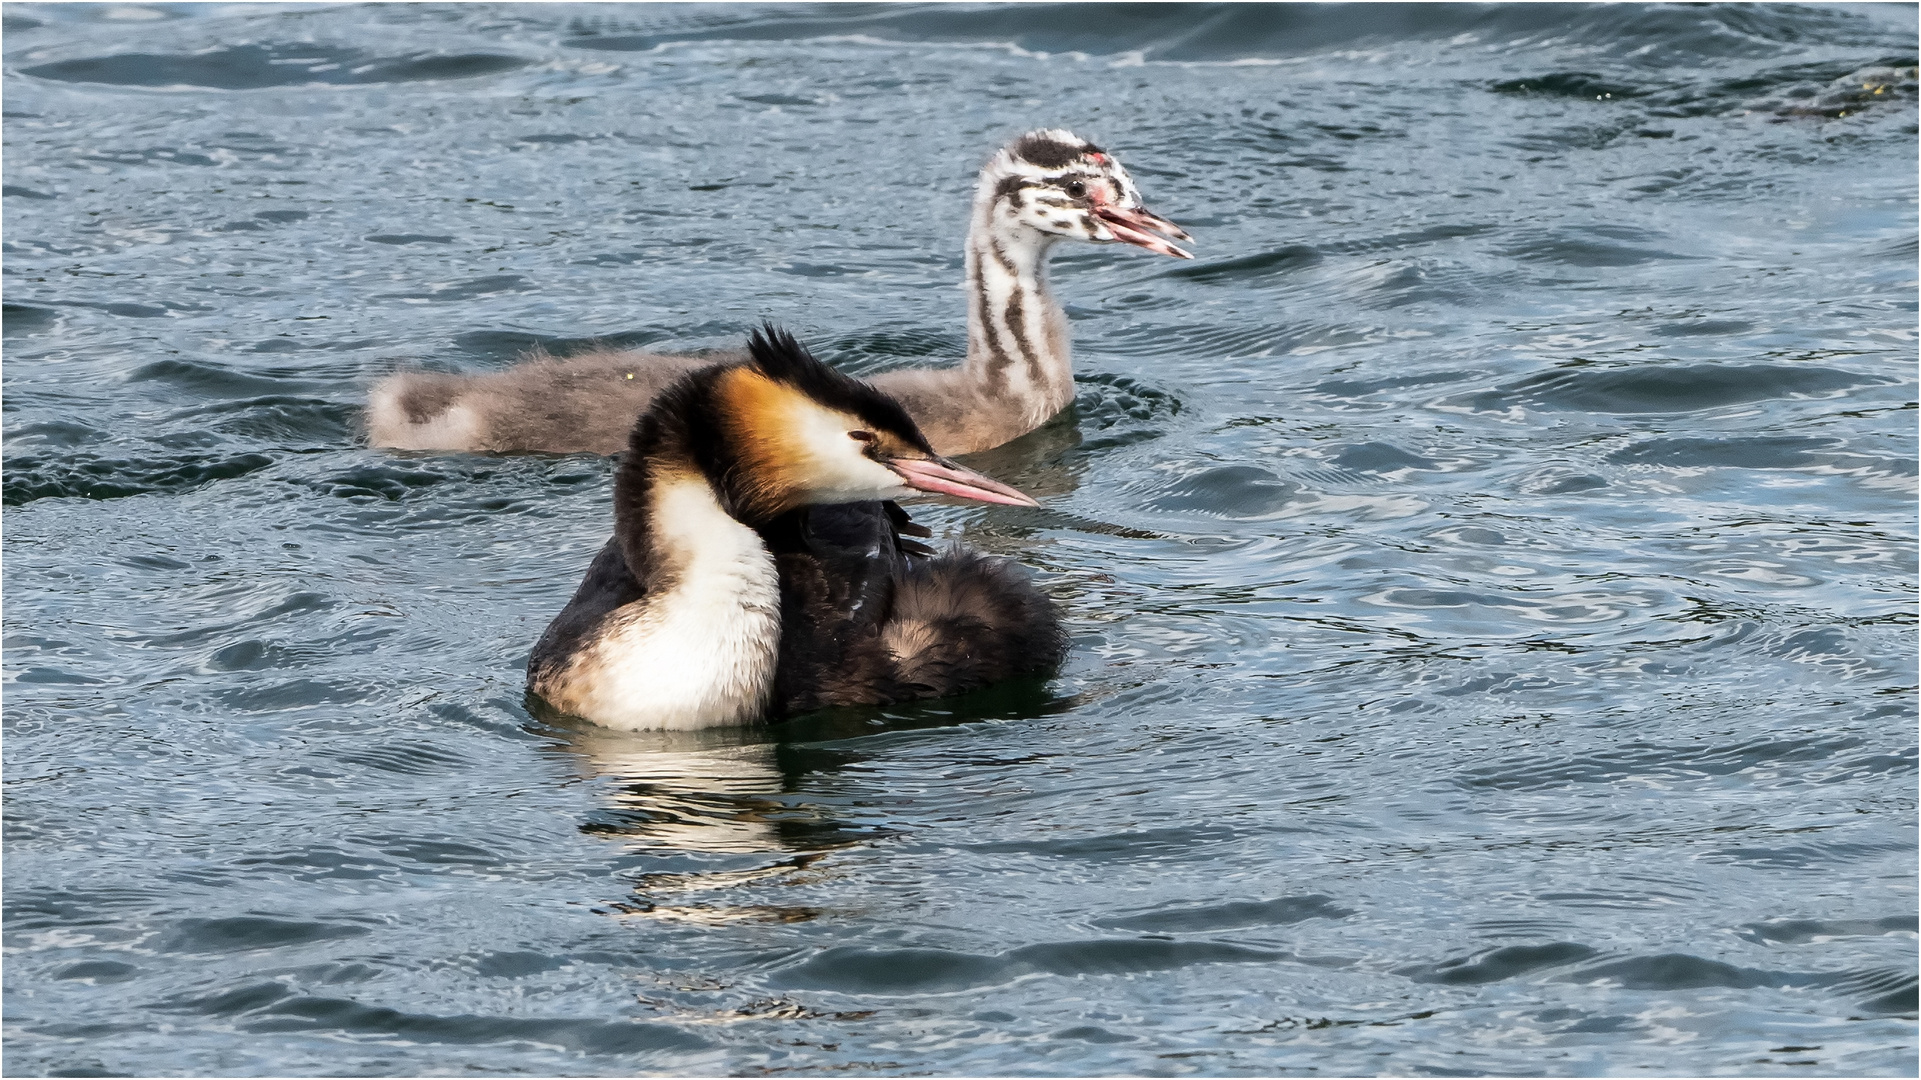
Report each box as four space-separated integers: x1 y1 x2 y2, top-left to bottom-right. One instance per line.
4 3 1916 1076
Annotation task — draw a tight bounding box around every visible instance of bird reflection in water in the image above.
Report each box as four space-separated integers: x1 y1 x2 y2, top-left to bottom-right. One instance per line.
530 708 856 924
528 666 1076 923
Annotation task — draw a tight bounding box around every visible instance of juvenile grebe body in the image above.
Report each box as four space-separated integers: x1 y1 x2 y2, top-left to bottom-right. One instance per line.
369 130 1190 458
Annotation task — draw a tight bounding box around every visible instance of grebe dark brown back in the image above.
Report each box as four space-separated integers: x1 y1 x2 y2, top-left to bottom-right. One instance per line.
526 326 1065 731
368 129 1190 458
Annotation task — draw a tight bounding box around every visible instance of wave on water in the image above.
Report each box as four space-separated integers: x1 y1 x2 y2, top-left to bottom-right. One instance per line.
21 43 529 89
555 2 1915 66
2 451 276 506
1445 362 1891 416
551 2 1918 126
15 3 1911 132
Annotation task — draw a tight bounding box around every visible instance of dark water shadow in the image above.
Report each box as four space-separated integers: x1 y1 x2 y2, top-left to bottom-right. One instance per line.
1448 361 1887 415
151 978 711 1054
22 44 528 89
771 937 1297 995
3 450 276 506
3 303 60 336
770 674 1075 746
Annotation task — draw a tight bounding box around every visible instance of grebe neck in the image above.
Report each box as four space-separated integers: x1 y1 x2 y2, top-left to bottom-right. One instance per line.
961 216 1075 430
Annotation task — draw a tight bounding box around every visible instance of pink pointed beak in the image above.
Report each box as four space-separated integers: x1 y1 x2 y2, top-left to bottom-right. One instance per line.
886 456 1040 508
1094 202 1194 260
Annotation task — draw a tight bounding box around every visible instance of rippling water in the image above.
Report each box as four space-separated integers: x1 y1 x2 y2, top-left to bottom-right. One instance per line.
5 3 1917 1076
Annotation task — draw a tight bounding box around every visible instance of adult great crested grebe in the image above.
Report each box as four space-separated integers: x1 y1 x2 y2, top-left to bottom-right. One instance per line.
527 326 1065 731
368 129 1190 458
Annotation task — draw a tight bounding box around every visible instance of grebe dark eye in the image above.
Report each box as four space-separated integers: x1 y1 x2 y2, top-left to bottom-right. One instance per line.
849 430 875 443
1064 180 1086 199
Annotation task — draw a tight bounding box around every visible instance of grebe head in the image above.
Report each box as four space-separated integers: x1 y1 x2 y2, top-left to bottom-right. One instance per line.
709 326 1041 520
976 128 1193 259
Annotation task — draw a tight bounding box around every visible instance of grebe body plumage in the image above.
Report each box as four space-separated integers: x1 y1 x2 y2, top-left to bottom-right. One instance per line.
370 130 1189 458
527 327 1064 731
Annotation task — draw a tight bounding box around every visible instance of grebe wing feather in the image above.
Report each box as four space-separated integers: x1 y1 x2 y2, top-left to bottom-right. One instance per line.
527 537 645 690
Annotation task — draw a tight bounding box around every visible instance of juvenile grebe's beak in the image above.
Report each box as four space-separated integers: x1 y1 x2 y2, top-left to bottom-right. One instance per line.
1094 201 1194 260
886 456 1041 508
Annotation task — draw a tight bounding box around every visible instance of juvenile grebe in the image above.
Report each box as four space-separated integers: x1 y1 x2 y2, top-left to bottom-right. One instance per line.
368 129 1190 457
527 326 1065 731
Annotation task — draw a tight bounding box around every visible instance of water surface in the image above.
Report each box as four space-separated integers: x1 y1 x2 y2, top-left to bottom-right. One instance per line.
4 3 1917 1076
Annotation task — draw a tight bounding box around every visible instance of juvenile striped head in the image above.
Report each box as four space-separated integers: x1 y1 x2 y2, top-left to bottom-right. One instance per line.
703 327 1040 522
977 128 1193 259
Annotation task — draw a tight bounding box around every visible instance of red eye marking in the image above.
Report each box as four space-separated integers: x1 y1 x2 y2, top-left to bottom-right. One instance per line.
1088 152 1107 163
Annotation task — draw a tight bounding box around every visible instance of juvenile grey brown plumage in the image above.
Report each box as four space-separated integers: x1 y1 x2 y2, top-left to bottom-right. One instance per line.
367 130 1191 458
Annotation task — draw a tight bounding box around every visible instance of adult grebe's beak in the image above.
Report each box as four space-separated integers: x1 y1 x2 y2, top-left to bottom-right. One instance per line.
886 456 1040 507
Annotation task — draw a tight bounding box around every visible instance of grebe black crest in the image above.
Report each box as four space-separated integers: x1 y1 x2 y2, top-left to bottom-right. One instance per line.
368 129 1191 457
527 326 1065 731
